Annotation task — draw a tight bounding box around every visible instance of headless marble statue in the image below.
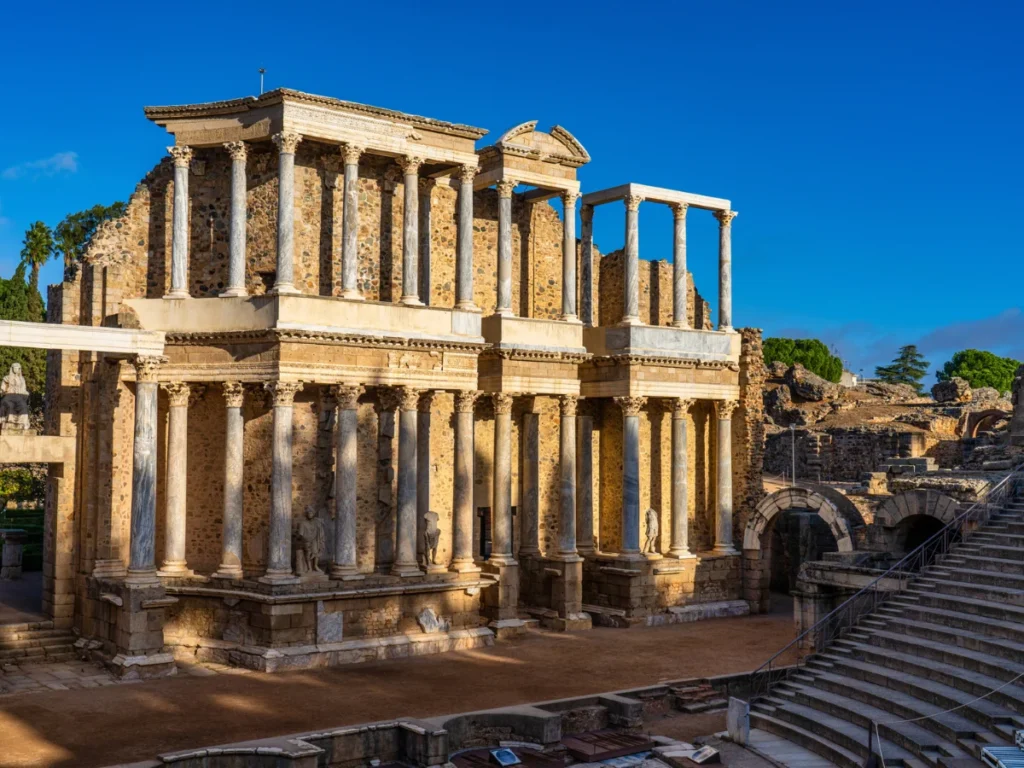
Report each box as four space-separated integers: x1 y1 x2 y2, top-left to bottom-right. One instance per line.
296 505 325 576
0 364 31 432
643 507 659 554
423 510 441 567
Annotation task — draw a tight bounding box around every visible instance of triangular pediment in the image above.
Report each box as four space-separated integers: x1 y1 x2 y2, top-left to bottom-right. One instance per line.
494 121 590 167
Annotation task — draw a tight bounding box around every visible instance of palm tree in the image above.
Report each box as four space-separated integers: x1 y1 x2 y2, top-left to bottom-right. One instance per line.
19 221 54 291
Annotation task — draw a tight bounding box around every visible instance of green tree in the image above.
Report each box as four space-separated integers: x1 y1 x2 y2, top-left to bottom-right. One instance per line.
936 349 1020 392
0 468 45 506
19 221 53 320
54 201 126 278
763 337 844 382
876 345 930 393
0 263 46 404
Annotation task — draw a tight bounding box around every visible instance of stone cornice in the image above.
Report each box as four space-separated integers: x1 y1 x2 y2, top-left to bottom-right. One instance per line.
585 354 739 371
163 328 487 353
481 348 591 364
144 88 489 140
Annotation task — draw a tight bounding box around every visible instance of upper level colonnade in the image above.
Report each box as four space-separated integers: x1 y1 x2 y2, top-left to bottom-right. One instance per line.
145 89 735 334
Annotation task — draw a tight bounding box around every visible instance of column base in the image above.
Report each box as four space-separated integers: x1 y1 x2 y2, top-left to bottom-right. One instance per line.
494 308 515 317
425 563 448 575
669 320 691 330
211 566 244 581
449 558 481 574
618 316 642 327
712 545 739 556
219 287 249 298
486 554 517 567
718 325 735 333
616 550 646 562
665 549 697 560
559 314 582 324
258 570 300 585
124 568 161 587
340 289 365 301
455 301 480 312
400 296 424 307
269 283 300 296
391 562 424 577
329 564 363 579
577 546 596 557
157 562 194 578
163 291 191 300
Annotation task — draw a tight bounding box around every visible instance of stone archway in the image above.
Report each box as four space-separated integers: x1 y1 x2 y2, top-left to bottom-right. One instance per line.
965 409 1011 439
742 487 863 613
875 489 959 554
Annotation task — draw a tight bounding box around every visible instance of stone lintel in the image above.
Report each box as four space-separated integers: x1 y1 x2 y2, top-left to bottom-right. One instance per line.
581 182 730 212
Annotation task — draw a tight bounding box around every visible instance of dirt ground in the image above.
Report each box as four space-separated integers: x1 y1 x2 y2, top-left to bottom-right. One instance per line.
0 609 797 768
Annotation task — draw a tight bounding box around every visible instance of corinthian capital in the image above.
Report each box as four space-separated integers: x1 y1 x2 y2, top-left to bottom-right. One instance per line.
397 386 421 412
492 392 514 415
673 397 696 417
161 382 191 408
167 146 193 167
614 396 647 417
714 399 739 420
714 209 737 227
561 191 581 209
132 355 167 383
224 141 248 162
341 143 364 165
331 384 364 411
496 179 518 199
624 194 644 212
397 155 424 175
459 164 477 184
272 131 302 155
559 394 579 418
454 390 480 414
222 381 246 408
265 380 303 406
671 202 689 220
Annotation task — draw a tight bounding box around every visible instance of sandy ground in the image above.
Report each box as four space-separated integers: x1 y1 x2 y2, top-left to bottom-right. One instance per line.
0 574 44 625
0 608 797 768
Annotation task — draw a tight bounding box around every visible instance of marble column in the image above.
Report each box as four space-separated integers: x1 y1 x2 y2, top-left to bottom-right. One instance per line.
399 156 425 306
330 385 363 578
451 391 480 572
561 192 580 322
622 195 643 325
668 398 696 558
714 400 740 555
221 142 249 297
126 356 164 585
271 132 302 295
165 147 192 299
391 387 422 575
261 381 303 582
671 203 689 328
490 393 514 563
214 382 246 579
576 401 595 554
340 144 365 300
418 179 434 306
558 395 578 555
416 391 435 569
495 179 517 316
456 165 477 310
519 402 540 557
580 204 594 326
158 382 191 576
714 210 737 331
615 396 646 556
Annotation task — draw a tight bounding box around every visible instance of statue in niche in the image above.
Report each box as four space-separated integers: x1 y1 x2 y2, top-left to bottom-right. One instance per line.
643 508 659 554
295 505 326 577
0 364 31 432
423 510 441 568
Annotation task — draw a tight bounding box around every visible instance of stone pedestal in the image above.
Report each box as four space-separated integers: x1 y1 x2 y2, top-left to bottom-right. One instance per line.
482 560 525 638
547 556 591 631
0 529 26 580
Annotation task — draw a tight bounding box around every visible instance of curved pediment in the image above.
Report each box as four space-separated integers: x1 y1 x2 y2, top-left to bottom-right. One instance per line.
494 121 590 168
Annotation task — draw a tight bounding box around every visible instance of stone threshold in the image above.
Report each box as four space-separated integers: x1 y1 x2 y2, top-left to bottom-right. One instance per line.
583 598 750 629
164 576 495 604
169 627 495 672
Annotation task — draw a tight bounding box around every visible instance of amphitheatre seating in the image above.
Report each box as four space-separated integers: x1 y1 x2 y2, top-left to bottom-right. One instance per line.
751 496 1024 768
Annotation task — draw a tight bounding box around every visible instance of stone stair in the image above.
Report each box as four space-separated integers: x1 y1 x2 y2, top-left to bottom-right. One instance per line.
0 621 77 663
751 493 1024 768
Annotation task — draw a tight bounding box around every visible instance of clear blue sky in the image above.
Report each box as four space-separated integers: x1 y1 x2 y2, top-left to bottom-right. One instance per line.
1 0 1021 379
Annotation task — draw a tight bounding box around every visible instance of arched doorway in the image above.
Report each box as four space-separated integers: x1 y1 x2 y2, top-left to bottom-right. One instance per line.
875 489 959 562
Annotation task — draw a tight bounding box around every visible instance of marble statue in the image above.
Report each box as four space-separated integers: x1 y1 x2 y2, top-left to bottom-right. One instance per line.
0 364 31 432
423 510 441 567
643 507 659 554
296 505 325 576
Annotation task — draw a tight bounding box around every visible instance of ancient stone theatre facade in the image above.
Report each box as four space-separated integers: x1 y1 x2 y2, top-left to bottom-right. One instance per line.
42 89 764 675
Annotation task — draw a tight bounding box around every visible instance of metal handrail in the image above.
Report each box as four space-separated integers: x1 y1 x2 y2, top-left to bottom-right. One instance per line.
750 462 1024 699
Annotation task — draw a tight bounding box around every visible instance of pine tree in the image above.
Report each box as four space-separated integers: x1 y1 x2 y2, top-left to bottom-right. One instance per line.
876 345 930 393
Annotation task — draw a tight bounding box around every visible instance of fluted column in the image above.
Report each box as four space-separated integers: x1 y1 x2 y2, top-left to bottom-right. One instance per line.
214 383 246 579
329 385 363 578
558 395 578 555
399 156 425 306
416 391 435 568
418 179 434 306
622 194 643 325
490 393 514 563
166 147 192 299
261 381 303 582
456 165 477 309
671 203 689 328
576 400 595 554
392 387 422 575
451 390 480 572
668 398 696 558
714 400 739 555
126 356 164 585
519 400 540 557
340 144 364 300
495 179 517 316
221 142 248 297
580 204 594 326
158 382 192 576
714 210 737 331
271 132 302 295
615 396 646 556
561 192 580 322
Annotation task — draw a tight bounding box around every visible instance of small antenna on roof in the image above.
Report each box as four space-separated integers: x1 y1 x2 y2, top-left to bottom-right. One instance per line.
258 68 266 95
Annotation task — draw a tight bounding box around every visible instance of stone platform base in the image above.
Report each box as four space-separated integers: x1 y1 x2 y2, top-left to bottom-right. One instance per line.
525 607 593 631
106 650 178 679
584 599 749 629
488 618 528 640
170 627 494 672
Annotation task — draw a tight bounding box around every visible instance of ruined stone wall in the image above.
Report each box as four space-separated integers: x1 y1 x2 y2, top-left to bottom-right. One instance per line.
595 250 712 328
764 427 924 482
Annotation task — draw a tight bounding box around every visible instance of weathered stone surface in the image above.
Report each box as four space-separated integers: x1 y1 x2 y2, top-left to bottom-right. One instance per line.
856 381 919 401
785 364 839 402
973 386 1000 402
767 361 788 379
932 376 972 403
